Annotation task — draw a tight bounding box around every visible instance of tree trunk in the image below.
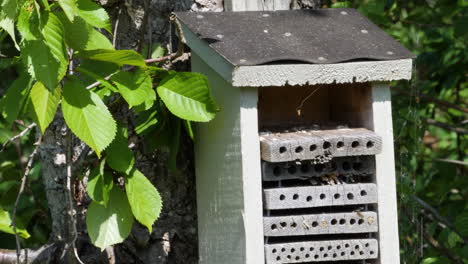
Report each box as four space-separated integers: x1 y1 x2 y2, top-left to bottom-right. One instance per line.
35 1 223 263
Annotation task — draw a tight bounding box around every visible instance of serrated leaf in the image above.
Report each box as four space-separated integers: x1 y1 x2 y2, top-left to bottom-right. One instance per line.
0 208 30 239
0 0 19 49
22 39 67 90
112 69 155 108
21 13 68 90
76 49 146 67
62 77 117 157
125 168 162 233
0 74 32 125
41 12 67 66
106 125 134 173
87 160 113 206
29 82 61 133
58 0 78 21
77 0 111 32
157 72 218 122
76 66 116 92
58 12 113 51
17 3 41 41
86 187 133 250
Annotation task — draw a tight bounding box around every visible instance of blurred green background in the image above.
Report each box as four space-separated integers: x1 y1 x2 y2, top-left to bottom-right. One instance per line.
0 0 467 263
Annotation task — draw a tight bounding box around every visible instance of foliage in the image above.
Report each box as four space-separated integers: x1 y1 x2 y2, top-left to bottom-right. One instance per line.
328 0 467 263
0 0 218 251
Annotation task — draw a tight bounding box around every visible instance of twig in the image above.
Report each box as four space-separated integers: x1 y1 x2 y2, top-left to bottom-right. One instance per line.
402 207 464 264
392 86 468 113
10 142 40 264
296 87 321 116
411 195 468 244
0 243 60 264
112 7 122 48
434 158 468 167
426 118 468 135
62 132 84 264
0 123 36 152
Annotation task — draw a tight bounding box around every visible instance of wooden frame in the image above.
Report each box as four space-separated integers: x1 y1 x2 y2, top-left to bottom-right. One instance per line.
192 52 265 264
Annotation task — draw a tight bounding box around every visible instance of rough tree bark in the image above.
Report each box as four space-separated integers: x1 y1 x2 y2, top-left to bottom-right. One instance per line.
36 1 223 264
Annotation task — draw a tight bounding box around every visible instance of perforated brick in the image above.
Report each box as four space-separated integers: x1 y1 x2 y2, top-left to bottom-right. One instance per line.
263 211 378 237
262 156 375 181
264 183 377 210
264 239 379 263
260 128 382 162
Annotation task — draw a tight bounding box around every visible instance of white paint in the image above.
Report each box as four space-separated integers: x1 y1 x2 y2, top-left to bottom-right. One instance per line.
192 52 264 264
224 0 290 11
232 59 413 87
370 83 401 264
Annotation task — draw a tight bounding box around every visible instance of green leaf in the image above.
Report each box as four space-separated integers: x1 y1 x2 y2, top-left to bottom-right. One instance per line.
142 43 166 59
76 49 146 67
87 160 113 206
76 0 111 32
86 187 133 250
21 13 68 90
29 82 61 133
135 110 158 135
112 69 155 108
0 74 32 125
455 212 468 237
447 231 463 248
62 77 117 157
58 12 113 51
0 208 30 239
331 1 352 8
106 125 134 173
125 168 162 233
184 120 194 140
0 0 19 49
58 0 79 21
41 12 67 66
17 2 41 41
76 66 116 92
157 72 218 122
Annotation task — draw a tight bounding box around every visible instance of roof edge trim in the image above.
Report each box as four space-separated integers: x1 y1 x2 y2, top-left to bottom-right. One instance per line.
232 59 413 87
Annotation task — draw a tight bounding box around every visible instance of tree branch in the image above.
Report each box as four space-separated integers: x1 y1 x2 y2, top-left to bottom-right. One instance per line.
86 14 188 91
392 86 468 114
411 195 468 244
10 142 40 264
0 244 61 264
0 123 37 152
426 118 468 135
434 158 468 167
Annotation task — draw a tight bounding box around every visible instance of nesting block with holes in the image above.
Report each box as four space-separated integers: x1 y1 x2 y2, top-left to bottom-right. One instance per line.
178 7 413 264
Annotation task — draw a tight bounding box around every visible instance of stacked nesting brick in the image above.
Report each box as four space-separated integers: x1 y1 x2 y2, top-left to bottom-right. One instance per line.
260 128 382 264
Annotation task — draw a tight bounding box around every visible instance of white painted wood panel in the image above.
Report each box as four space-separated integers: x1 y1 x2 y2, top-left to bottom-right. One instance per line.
192 52 264 264
370 83 401 264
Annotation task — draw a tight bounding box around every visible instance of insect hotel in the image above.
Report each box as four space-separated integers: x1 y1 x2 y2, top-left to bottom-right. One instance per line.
176 8 414 264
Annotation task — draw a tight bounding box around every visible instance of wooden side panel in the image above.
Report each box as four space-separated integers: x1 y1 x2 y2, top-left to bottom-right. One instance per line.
192 52 264 264
370 83 400 264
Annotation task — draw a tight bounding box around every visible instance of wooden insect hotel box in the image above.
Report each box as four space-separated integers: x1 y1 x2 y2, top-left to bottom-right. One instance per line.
176 8 414 264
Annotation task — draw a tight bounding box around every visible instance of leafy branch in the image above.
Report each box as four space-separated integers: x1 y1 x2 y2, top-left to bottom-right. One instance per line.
0 0 219 254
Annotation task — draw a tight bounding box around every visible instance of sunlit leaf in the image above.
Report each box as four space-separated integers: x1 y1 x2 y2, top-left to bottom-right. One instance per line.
86 187 133 250
125 168 162 232
29 82 61 133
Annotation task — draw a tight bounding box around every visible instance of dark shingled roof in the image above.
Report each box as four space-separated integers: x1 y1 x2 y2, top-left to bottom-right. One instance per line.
175 8 415 66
